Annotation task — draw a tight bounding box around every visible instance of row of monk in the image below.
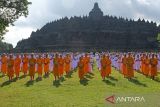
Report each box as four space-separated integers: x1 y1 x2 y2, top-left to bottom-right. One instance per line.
0 52 159 82
0 53 92 81
96 53 159 80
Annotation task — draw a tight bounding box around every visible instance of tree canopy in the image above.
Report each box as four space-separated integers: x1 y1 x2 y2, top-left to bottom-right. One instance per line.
0 40 13 51
0 0 31 40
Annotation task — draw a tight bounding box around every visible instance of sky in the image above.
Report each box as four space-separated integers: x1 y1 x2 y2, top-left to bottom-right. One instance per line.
3 0 160 47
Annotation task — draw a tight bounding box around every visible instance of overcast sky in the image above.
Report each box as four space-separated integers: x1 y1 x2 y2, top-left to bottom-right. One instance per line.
3 0 160 47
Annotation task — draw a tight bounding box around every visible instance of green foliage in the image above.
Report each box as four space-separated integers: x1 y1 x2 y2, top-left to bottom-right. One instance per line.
0 0 31 38
157 33 160 42
0 40 13 50
0 65 160 107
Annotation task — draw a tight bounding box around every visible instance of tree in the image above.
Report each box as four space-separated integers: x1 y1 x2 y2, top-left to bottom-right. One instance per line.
0 0 31 40
0 40 13 51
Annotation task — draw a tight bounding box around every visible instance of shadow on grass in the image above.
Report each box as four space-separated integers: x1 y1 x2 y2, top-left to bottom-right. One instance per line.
19 75 27 80
36 77 42 82
108 76 118 82
12 77 18 82
43 74 49 79
1 77 19 87
79 78 89 86
65 71 74 78
25 80 34 87
153 78 160 83
88 72 94 76
102 79 115 86
59 76 66 82
1 80 12 87
85 74 94 79
128 78 147 87
53 80 61 88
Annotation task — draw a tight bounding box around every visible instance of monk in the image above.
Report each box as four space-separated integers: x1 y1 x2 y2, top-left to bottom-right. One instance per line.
150 54 158 80
106 55 112 76
44 54 50 76
122 54 127 77
14 55 21 78
100 54 108 80
78 56 84 80
22 54 29 76
58 55 64 77
126 53 134 79
7 55 14 81
141 54 146 74
53 54 59 81
29 54 36 81
1 54 8 75
36 55 43 79
144 55 150 76
64 54 71 75
84 54 90 74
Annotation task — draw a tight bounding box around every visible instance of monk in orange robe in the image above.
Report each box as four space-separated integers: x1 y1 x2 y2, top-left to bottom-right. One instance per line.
141 54 146 74
126 53 134 79
150 54 158 80
58 55 64 77
78 56 84 80
106 55 112 76
64 54 71 75
53 54 59 81
1 54 8 75
144 55 150 76
44 54 50 76
122 54 127 77
14 55 21 78
29 54 36 81
36 55 44 79
22 54 29 76
7 55 14 81
100 55 108 80
84 54 90 74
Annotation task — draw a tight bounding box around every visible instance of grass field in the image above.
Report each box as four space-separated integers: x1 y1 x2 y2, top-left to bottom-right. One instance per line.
0 64 160 107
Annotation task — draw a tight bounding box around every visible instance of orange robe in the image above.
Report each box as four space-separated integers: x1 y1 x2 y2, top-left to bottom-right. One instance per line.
44 58 50 73
84 57 90 74
101 58 108 78
29 58 36 76
122 57 127 76
141 57 145 73
64 57 71 74
126 57 134 78
106 58 111 75
144 58 150 75
14 57 21 76
78 61 84 79
53 58 59 76
7 59 14 78
37 58 43 76
150 58 158 76
1 56 8 74
58 58 64 76
22 57 29 74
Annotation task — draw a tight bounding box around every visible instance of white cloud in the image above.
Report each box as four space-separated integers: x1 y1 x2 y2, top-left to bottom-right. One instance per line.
137 0 150 5
3 26 36 47
61 0 76 9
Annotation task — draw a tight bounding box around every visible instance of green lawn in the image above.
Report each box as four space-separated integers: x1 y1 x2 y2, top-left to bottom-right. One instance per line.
0 64 160 107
